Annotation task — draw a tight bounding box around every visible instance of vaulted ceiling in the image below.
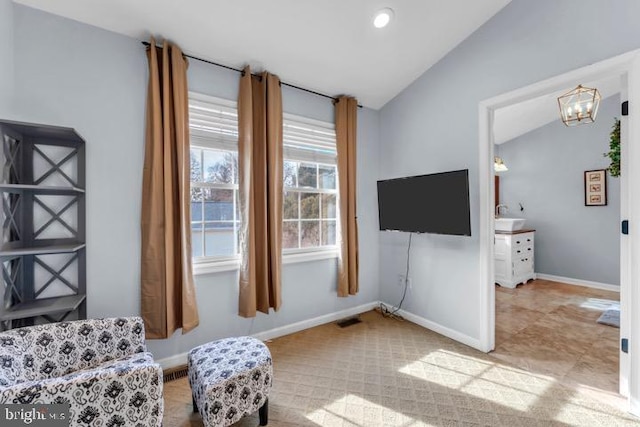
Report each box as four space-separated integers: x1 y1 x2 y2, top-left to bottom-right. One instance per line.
494 76 621 145
14 0 511 109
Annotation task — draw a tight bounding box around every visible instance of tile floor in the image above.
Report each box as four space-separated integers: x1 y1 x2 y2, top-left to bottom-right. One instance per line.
492 279 621 407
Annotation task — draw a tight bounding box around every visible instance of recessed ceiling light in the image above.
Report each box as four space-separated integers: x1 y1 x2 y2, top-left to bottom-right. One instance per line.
373 8 394 29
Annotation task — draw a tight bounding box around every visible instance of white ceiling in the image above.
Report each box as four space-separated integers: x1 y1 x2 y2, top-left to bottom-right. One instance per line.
14 0 511 109
494 76 622 145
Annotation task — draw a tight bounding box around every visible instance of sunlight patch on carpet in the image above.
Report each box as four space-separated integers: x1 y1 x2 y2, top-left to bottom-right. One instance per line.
395 347 634 425
305 395 416 427
398 348 566 412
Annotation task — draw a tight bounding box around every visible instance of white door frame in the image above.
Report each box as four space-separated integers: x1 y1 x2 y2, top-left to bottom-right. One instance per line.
478 49 640 415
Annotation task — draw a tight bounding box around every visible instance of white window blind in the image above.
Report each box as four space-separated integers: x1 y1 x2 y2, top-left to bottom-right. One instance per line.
188 92 339 265
189 93 238 152
188 96 336 164
283 113 336 164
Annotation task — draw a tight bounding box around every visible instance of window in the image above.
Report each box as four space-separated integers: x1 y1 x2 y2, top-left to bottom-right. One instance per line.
282 114 338 252
189 94 239 260
189 93 338 266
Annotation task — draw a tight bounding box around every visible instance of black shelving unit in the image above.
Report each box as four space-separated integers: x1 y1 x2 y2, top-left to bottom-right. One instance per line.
0 119 86 331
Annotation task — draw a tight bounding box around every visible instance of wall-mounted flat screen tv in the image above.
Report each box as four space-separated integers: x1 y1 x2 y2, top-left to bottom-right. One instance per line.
377 169 471 236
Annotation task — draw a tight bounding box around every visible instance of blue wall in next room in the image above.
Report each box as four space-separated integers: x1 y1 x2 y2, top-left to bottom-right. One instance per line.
499 95 621 286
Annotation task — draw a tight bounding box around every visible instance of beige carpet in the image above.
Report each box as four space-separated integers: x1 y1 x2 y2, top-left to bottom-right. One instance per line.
164 310 638 426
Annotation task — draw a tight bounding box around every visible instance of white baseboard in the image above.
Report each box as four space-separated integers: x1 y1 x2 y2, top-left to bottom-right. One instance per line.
392 306 483 352
156 301 485 369
535 273 619 293
251 301 379 342
157 352 189 371
155 301 379 370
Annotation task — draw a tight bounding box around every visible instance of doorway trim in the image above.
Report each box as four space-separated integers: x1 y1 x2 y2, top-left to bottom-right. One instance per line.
478 48 640 415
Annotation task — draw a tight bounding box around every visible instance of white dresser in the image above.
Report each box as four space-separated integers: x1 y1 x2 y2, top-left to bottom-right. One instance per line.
495 230 535 288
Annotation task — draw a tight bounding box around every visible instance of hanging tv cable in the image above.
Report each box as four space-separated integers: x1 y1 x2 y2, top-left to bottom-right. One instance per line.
379 233 412 319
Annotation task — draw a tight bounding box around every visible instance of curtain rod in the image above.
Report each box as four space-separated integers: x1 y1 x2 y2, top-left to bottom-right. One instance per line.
141 41 363 108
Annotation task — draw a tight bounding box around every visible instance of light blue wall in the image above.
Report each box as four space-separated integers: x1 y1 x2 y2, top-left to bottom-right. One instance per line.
0 0 13 116
10 5 380 360
378 0 640 341
10 0 639 357
499 96 620 286
12 5 148 321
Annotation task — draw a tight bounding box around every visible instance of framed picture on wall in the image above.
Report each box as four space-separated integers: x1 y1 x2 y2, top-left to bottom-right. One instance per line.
584 169 607 206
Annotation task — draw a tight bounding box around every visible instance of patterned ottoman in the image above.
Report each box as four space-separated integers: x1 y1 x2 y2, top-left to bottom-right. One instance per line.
188 337 272 427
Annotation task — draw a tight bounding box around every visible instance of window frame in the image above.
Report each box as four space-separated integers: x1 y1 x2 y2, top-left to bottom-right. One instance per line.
189 93 241 271
188 93 339 275
190 149 240 263
282 163 339 255
281 112 339 257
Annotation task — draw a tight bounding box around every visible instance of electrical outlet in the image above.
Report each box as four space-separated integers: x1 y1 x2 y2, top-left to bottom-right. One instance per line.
397 275 413 289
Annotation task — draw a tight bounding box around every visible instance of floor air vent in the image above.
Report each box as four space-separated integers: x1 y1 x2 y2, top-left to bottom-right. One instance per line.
163 365 189 383
336 316 362 328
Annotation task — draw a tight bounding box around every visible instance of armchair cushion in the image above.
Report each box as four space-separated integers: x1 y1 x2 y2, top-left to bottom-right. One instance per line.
0 317 163 427
0 317 146 385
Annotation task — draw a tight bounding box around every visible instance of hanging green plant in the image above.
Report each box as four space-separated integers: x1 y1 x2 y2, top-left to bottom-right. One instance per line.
604 118 621 177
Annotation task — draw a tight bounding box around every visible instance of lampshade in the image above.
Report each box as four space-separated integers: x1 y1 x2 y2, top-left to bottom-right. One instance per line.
494 156 508 172
558 84 601 126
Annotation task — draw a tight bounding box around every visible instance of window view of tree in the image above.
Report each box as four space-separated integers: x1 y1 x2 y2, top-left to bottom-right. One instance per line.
205 151 237 184
191 148 239 258
190 149 203 201
282 162 337 250
189 100 338 261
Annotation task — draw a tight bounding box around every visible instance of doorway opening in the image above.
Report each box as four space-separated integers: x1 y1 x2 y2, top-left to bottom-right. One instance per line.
477 49 640 416
491 86 623 405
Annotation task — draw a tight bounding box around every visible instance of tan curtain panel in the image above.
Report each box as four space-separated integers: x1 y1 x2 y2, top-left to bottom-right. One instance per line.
335 96 359 296
141 38 199 338
238 66 283 317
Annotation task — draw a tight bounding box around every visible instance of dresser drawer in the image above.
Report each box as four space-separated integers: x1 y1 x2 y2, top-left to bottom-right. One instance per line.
512 233 534 248
513 245 533 257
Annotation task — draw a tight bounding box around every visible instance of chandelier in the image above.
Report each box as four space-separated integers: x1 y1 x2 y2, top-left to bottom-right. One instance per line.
558 84 601 126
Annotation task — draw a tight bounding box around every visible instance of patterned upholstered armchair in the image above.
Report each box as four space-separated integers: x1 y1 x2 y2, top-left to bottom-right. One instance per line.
0 317 163 427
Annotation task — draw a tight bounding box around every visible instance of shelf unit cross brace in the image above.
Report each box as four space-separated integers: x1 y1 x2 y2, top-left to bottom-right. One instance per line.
3 135 21 184
2 193 22 241
34 253 79 297
1 257 24 305
33 195 79 238
33 145 79 188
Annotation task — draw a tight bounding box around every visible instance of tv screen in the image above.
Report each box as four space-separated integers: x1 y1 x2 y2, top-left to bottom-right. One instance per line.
377 169 471 236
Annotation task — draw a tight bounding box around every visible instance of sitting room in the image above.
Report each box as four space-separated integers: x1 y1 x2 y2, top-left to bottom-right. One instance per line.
1 1 640 426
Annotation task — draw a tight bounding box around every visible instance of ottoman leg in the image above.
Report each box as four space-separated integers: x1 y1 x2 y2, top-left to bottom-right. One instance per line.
259 399 268 426
192 394 198 413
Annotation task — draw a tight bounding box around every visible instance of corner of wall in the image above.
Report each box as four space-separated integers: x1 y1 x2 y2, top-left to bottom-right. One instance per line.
372 107 383 302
